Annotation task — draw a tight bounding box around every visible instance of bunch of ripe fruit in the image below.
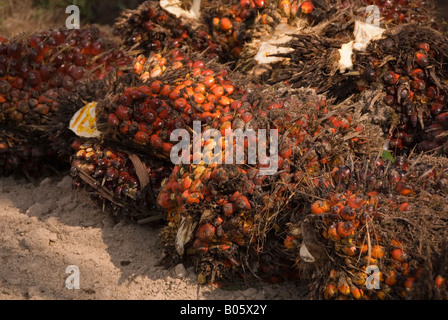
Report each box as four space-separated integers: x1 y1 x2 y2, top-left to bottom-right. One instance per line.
285 155 448 299
70 141 172 222
355 26 448 155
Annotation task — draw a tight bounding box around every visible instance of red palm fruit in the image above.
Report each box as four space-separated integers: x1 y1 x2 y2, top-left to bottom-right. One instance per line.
115 105 132 121
197 223 216 241
284 236 298 250
436 113 448 128
324 283 338 300
412 79 426 91
418 43 430 52
339 206 356 221
338 277 350 296
222 202 234 217
223 84 234 95
150 134 163 149
404 277 415 290
371 245 385 259
311 200 330 215
220 18 233 32
337 221 355 238
186 192 203 204
300 1 314 14
174 98 188 111
351 287 363 300
219 96 231 106
211 85 224 97
383 71 400 85
435 275 446 289
134 131 149 144
193 239 209 254
341 246 357 256
391 248 407 262
385 270 398 286
254 0 265 8
415 53 429 68
328 224 341 241
234 196 251 211
203 76 215 87
194 83 206 93
431 103 443 115
330 203 344 215
410 68 425 79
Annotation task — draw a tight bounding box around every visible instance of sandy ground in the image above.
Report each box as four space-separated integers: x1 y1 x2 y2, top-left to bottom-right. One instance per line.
0 174 306 300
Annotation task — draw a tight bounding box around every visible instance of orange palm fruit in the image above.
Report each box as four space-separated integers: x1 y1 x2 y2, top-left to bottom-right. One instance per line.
328 224 341 241
391 248 408 262
196 223 215 241
371 245 385 259
284 236 298 250
311 200 330 215
338 276 351 296
385 270 398 286
323 283 338 300
435 275 446 288
300 1 314 14
337 221 355 238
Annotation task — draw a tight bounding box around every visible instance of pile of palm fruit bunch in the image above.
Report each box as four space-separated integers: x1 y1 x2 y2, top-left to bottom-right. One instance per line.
284 154 448 299
0 26 132 176
83 43 385 285
153 82 385 286
2 0 448 300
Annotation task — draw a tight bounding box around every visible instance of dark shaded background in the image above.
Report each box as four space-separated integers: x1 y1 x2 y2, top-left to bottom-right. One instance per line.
436 0 448 20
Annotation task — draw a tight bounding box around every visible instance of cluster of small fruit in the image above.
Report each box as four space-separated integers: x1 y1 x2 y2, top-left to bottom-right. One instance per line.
113 1 221 59
155 83 381 285
0 26 130 128
357 33 448 156
105 49 245 159
285 156 448 299
70 141 172 221
362 0 439 27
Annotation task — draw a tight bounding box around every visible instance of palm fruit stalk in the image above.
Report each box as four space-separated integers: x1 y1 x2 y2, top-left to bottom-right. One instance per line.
354 25 448 156
154 81 385 286
284 154 448 299
70 141 172 222
113 0 221 59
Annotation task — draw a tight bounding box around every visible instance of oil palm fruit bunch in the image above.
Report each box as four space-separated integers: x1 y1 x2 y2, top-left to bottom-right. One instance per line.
155 84 384 286
98 48 247 161
0 128 61 177
362 0 439 28
113 0 221 59
70 141 172 222
285 154 448 299
0 26 131 128
354 25 448 156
